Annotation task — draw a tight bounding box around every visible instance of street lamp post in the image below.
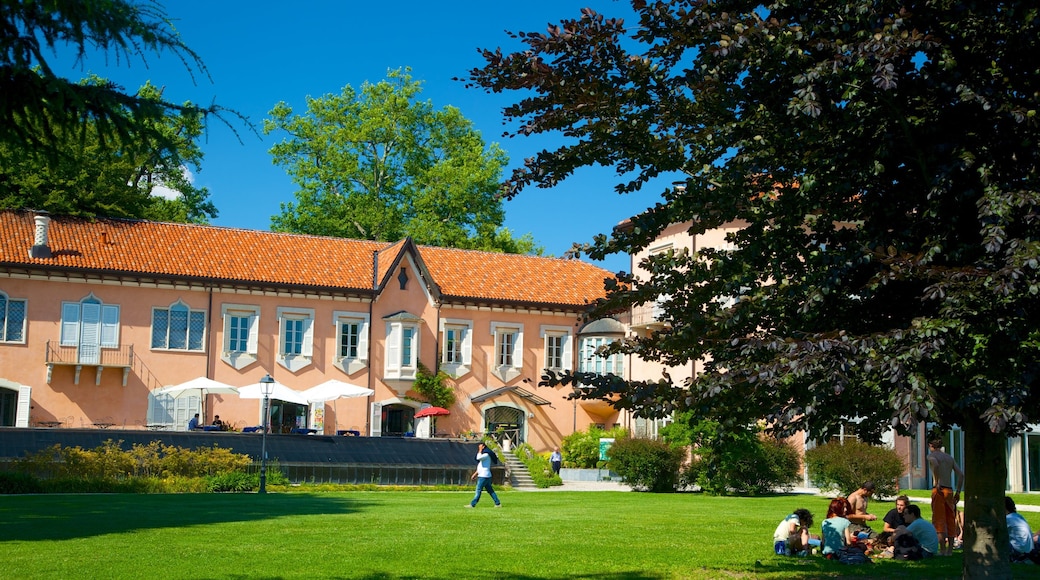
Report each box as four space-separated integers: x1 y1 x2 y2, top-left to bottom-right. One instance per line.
258 374 275 494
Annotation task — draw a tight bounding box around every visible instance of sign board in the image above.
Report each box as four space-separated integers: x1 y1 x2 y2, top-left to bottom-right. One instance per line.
599 438 615 461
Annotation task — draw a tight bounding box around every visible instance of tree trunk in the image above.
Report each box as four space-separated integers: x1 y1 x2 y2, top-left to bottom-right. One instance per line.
961 415 1010 579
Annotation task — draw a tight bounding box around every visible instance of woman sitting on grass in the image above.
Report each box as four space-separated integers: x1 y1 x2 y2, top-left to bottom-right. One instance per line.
821 498 855 559
773 508 814 556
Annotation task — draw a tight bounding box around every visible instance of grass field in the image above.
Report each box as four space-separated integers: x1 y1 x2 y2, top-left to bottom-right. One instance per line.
3 490 1039 579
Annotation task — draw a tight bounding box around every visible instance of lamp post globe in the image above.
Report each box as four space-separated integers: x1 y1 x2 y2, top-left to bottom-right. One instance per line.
259 374 275 494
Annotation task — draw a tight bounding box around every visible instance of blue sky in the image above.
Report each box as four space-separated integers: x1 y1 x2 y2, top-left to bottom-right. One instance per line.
54 0 664 273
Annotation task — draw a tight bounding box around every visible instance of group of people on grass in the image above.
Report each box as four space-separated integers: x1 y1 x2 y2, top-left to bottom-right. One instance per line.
774 439 1040 563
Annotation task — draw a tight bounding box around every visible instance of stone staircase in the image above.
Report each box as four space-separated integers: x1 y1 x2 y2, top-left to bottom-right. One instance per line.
501 450 537 489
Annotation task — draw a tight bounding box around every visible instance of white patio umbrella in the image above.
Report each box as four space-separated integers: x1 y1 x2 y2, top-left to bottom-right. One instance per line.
302 379 374 403
237 381 310 406
156 377 239 396
303 379 374 434
155 377 239 427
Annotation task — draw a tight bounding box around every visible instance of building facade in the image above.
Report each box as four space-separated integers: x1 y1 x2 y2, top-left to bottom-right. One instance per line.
0 210 627 451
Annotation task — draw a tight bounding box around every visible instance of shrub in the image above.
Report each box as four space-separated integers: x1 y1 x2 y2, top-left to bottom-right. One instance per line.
606 436 684 492
561 425 628 469
0 470 43 494
11 441 256 493
411 362 456 409
804 439 904 498
671 419 801 495
513 443 562 488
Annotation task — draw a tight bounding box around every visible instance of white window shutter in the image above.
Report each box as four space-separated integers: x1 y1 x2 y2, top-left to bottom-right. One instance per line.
60 303 80 345
100 305 119 347
386 323 401 375
16 385 31 427
247 314 259 354
301 318 314 357
512 329 524 369
461 327 472 365
562 334 573 370
358 320 369 360
370 402 382 437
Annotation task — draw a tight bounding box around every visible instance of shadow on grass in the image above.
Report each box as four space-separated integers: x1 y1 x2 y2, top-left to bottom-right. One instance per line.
0 493 371 542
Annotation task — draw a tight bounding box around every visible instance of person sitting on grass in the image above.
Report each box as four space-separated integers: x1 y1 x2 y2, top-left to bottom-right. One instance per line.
773 508 814 556
894 504 939 559
877 495 910 548
821 498 855 559
1005 497 1040 563
846 481 879 542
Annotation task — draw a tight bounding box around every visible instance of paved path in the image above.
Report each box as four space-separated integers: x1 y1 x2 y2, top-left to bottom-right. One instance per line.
521 480 632 491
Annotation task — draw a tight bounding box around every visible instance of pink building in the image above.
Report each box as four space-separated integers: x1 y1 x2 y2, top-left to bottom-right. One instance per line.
0 210 627 451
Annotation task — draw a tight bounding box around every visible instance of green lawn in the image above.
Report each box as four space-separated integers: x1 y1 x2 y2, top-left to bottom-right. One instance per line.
2 491 1039 579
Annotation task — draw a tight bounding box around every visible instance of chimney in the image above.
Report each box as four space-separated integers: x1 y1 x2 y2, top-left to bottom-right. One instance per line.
29 212 52 259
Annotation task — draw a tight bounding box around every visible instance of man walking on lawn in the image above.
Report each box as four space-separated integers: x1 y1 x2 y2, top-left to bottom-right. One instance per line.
928 439 964 556
466 442 501 508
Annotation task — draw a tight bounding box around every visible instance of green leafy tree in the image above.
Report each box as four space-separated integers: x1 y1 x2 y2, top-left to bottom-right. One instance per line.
469 2 1040 576
0 79 216 222
265 68 540 253
0 0 237 160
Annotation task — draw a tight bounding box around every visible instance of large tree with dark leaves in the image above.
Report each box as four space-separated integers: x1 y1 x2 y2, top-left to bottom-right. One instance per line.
0 0 236 158
467 2 1040 577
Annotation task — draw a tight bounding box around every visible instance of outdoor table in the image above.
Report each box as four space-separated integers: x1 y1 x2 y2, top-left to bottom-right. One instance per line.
37 421 62 428
146 424 168 431
292 428 317 435
337 430 360 436
93 422 115 429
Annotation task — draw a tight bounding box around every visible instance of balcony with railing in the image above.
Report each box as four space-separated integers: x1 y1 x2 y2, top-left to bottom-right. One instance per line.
45 341 134 386
629 298 670 335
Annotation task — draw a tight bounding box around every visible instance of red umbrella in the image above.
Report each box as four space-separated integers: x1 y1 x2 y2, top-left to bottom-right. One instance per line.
414 406 450 418
414 406 450 437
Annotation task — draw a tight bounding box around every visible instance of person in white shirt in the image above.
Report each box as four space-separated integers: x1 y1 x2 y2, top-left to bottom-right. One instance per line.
550 448 562 475
1006 497 1036 562
465 442 501 508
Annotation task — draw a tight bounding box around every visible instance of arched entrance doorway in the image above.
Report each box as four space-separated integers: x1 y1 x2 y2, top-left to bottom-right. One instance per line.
485 406 524 450
381 403 416 436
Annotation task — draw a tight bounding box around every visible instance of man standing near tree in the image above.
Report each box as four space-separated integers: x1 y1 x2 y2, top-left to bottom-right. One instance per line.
928 439 964 556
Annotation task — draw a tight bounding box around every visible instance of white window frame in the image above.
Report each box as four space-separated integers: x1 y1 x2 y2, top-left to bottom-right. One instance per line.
277 306 314 372
333 310 370 375
439 318 473 378
0 290 27 343
490 321 523 382
578 336 624 377
540 325 573 372
59 293 119 364
221 303 259 370
151 300 206 351
385 317 420 380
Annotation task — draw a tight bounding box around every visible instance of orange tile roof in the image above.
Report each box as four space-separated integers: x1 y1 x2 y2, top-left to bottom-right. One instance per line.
0 211 610 308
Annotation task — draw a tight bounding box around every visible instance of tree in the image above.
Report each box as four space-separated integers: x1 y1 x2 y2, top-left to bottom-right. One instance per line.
1 0 235 160
467 2 1040 577
0 79 217 223
265 68 540 253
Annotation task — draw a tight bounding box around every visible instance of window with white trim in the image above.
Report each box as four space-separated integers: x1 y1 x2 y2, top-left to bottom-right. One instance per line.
60 294 119 364
578 336 623 376
490 321 523 381
385 315 420 380
333 311 369 375
540 325 573 372
439 318 473 378
151 300 205 350
0 291 26 343
221 304 259 370
277 307 314 372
